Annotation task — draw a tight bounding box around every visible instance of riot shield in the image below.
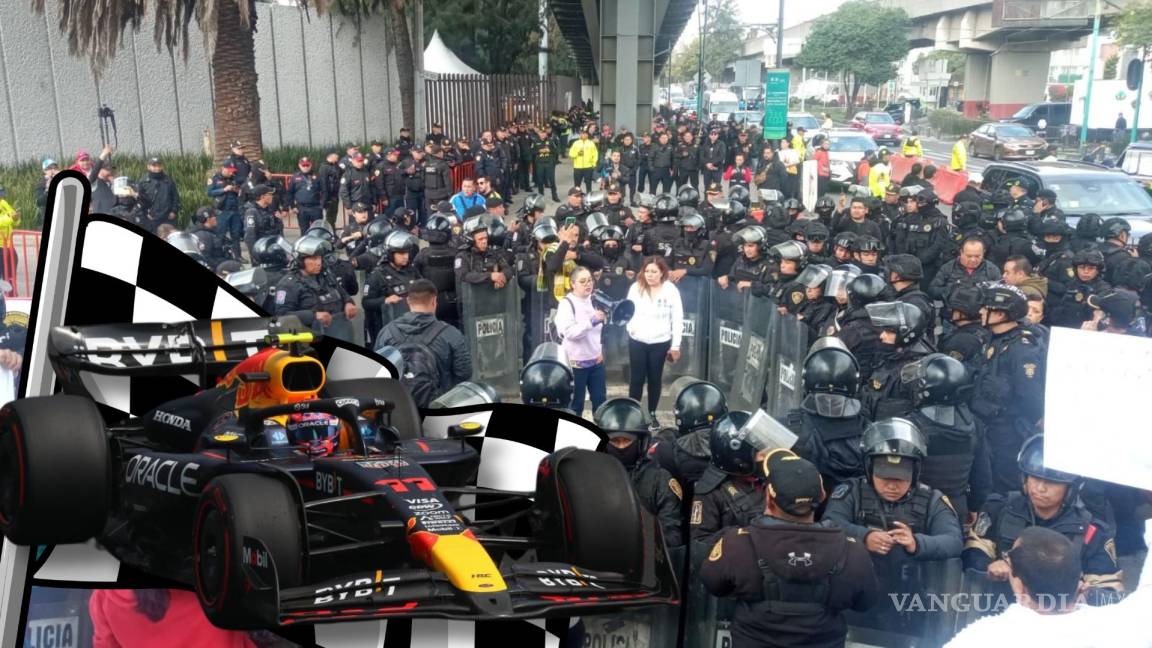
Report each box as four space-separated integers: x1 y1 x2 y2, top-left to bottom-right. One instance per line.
706 284 748 396
458 280 524 399
379 299 410 329
596 269 633 383
526 287 557 353
727 294 776 412
845 557 964 648
665 274 710 387
684 570 737 648
762 309 806 418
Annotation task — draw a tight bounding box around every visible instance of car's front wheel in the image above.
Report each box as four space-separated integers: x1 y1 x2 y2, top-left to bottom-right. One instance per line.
193 474 303 629
0 395 109 545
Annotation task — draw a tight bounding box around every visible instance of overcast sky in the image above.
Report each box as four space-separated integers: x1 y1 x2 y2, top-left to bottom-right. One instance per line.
675 0 847 51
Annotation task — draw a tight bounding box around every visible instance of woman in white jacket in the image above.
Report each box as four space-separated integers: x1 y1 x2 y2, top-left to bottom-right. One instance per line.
625 256 683 421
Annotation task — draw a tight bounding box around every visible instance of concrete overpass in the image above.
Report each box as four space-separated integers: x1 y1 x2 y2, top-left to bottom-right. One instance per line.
551 0 695 131
880 0 1128 118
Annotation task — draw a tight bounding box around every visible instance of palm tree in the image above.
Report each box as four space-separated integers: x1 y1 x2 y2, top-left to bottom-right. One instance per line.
32 0 326 163
333 0 418 132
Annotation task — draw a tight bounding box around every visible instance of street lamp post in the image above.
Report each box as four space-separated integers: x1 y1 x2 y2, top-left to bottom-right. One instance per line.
1080 0 1102 151
697 0 708 116
1132 47 1146 145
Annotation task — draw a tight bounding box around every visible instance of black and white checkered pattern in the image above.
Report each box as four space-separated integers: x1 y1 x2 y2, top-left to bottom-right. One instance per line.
32 215 604 647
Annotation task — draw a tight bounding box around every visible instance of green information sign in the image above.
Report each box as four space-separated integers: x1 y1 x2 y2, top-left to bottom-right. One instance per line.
763 69 790 140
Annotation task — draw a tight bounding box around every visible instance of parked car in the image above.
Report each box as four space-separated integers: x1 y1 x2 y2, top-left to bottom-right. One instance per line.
788 112 821 133
969 123 1047 160
1000 102 1072 132
849 111 903 146
1116 141 1152 189
980 160 1152 239
824 130 879 186
883 99 923 125
731 110 764 127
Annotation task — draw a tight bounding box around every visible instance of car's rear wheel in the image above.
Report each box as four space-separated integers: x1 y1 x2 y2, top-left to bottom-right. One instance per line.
193 474 303 630
533 449 645 580
0 395 109 545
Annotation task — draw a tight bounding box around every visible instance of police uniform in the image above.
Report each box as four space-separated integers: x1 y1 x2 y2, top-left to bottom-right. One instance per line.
273 269 354 340
630 455 685 548
938 323 990 379
822 476 963 560
243 200 283 258
363 261 420 346
990 228 1039 268
456 245 513 286
970 326 1045 492
726 254 772 297
859 343 933 421
672 235 713 277
287 170 325 232
674 139 700 189
836 308 882 380
786 399 866 493
414 242 461 328
889 208 952 287
905 404 991 522
689 465 765 558
1049 274 1111 328
423 155 453 206
374 159 407 218
207 172 243 257
964 492 1123 604
338 164 375 212
188 222 229 271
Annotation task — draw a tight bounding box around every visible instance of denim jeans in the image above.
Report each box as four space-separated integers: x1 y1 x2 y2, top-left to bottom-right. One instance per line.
571 362 607 418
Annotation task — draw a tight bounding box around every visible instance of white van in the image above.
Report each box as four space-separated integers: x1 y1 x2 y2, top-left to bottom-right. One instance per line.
708 90 741 121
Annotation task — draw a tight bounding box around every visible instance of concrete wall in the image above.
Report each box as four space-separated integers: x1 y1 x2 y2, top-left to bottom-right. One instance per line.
987 50 1051 118
0 0 405 166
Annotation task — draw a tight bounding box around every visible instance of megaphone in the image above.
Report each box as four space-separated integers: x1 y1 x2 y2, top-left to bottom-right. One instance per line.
591 290 635 326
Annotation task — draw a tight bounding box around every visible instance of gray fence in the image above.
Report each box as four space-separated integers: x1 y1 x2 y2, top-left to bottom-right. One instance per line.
424 73 582 139
0 1 407 166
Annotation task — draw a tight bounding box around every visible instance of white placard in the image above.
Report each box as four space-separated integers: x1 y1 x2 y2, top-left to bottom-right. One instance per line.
1044 326 1152 490
802 159 819 212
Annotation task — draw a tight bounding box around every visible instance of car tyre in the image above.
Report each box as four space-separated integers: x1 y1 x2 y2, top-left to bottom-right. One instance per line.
193 474 303 630
533 448 645 580
0 395 109 545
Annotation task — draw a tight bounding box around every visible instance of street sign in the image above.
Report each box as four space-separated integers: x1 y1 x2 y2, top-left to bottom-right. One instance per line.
763 69 790 140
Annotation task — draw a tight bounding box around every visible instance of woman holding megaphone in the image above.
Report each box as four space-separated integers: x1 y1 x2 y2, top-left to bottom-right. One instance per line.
553 265 608 416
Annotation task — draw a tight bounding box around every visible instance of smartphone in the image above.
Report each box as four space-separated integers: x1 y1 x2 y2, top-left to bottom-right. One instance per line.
565 216 577 228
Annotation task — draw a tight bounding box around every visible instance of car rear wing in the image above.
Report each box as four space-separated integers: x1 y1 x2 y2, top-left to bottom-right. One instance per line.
48 316 314 378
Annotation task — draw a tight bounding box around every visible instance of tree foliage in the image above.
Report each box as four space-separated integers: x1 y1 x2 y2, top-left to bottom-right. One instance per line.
1116 0 1152 51
1104 53 1119 80
423 0 544 74
334 0 418 132
795 0 910 111
667 0 743 83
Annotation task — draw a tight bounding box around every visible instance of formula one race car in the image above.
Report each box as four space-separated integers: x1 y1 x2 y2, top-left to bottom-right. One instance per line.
0 317 677 629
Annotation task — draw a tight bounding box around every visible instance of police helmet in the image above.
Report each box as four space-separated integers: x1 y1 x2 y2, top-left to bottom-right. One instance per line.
1075 214 1102 240
727 185 751 207
847 273 886 308
166 232 205 264
672 378 728 435
524 193 547 213
1101 217 1132 241
1017 434 1080 485
978 209 1000 231
679 211 707 238
253 235 294 267
782 198 803 213
815 195 836 218
532 218 560 244
462 216 488 243
304 222 336 243
804 221 830 243
802 337 859 397
677 185 701 208
946 283 984 320
520 343 574 407
833 231 859 252
866 301 928 347
884 253 924 281
585 212 610 240
861 418 926 484
653 194 679 222
1139 233 1152 259
908 353 968 406
1001 208 1029 233
191 206 217 225
734 225 768 250
952 202 982 229
978 281 1029 321
585 190 607 212
593 397 650 436
423 214 453 244
708 411 757 475
988 189 1012 209
383 230 419 257
366 218 393 247
1073 248 1105 269
487 215 509 246
854 235 884 253
294 235 333 259
592 224 625 247
1036 216 1069 237
391 207 417 230
762 203 788 229
770 240 808 262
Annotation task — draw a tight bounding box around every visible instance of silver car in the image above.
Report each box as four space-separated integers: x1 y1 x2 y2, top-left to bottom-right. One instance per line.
823 130 879 186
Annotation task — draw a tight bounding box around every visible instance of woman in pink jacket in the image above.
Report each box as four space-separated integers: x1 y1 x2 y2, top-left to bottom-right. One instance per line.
553 265 608 416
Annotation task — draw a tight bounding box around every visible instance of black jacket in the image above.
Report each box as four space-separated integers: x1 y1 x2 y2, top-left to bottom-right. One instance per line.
375 311 472 391
138 172 180 223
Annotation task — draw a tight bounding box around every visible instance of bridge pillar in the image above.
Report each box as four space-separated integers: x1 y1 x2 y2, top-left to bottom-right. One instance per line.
962 53 990 118
598 0 656 132
987 50 1051 120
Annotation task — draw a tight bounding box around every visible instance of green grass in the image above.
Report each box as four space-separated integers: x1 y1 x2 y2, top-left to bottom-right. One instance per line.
2 145 359 229
927 109 987 138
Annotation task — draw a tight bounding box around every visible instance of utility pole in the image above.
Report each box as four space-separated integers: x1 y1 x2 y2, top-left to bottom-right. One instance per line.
1080 0 1102 151
1132 46 1146 144
697 0 708 116
776 0 784 67
538 0 548 77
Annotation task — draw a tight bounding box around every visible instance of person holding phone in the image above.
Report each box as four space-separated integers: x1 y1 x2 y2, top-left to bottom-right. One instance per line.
625 256 683 422
554 266 608 415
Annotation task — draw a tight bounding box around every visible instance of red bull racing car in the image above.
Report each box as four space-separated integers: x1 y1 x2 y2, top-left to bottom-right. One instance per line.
0 317 677 629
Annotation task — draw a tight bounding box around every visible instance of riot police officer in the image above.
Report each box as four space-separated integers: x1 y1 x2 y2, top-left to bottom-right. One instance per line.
348 217 393 273
766 240 809 308
644 194 681 258
595 398 684 548
363 230 421 346
670 211 713 280
989 207 1038 268
690 411 770 561
970 282 1045 492
287 157 325 232
338 152 375 216
836 273 886 379
884 253 935 333
187 206 229 272
1049 248 1111 328
337 202 374 263
1071 213 1102 253
786 338 867 494
903 353 990 523
1098 217 1134 285
520 342 575 410
602 183 634 230
252 235 293 312
853 236 885 276
414 214 462 329
952 202 992 253
859 301 933 421
938 283 990 377
243 185 283 259
721 225 772 296
963 434 1123 606
888 186 951 289
709 199 750 278
1035 217 1076 307
274 236 358 342
456 216 513 288
652 378 728 487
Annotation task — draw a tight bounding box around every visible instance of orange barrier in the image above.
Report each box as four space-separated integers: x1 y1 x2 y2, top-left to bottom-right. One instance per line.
3 230 42 299
451 160 476 192
886 156 968 205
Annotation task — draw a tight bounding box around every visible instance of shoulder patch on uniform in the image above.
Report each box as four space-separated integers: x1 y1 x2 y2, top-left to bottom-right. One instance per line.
726 484 738 496
454 257 462 269
690 500 704 525
948 351 963 361
939 494 956 514
1066 267 1075 278
831 483 850 500
791 291 803 305
708 538 723 561
1104 538 1117 563
737 528 750 535
274 289 287 305
668 478 683 500
986 346 995 359
846 536 857 543
973 511 991 537
1022 363 1037 378
871 378 882 391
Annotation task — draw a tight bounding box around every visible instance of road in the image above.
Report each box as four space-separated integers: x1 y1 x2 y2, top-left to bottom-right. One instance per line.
919 136 991 176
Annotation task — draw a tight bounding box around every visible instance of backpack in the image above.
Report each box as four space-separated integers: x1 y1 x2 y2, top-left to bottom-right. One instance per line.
393 321 449 408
